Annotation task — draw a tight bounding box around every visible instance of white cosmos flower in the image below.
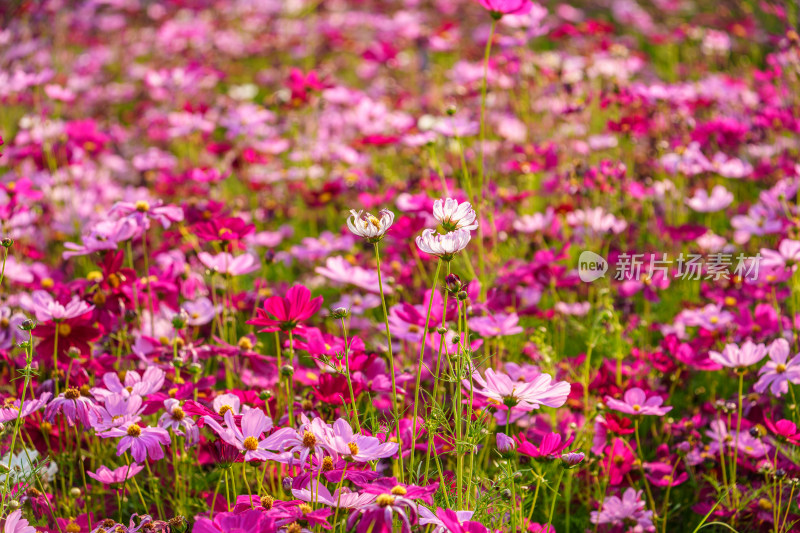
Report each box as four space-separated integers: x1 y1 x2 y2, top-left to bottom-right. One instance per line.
346 209 395 243
433 198 478 232
416 228 471 260
0 448 58 484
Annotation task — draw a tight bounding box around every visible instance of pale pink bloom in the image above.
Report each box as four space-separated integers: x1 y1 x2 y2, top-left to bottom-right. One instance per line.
87 464 144 485
30 290 93 322
432 198 478 232
416 228 471 260
101 422 171 462
92 367 165 401
685 185 734 213
469 313 523 337
204 409 273 461
467 368 571 410
292 480 377 509
0 392 51 423
754 338 800 397
198 252 260 276
567 207 627 236
709 340 767 369
605 388 672 416
3 510 36 533
109 199 184 229
346 209 394 243
761 240 800 270
330 418 398 462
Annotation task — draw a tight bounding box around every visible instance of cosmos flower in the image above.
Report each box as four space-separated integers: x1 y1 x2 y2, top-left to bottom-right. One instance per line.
605 388 673 416
109 199 184 229
685 185 734 212
346 209 395 243
590 488 654 532
86 464 144 485
515 432 575 460
0 448 58 484
247 284 322 333
45 388 100 427
2 510 36 533
0 392 51 423
100 422 171 463
158 399 199 446
709 340 767 369
29 291 93 322
330 418 398 462
476 0 534 16
203 409 273 461
346 493 417 533
754 338 800 397
415 228 471 261
197 252 260 276
432 198 478 232
468 369 571 410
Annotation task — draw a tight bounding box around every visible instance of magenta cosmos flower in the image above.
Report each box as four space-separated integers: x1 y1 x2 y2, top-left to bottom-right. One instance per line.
45 388 99 427
109 199 184 229
247 285 322 333
204 408 273 461
709 340 767 369
590 488 654 532
100 422 171 462
86 464 144 485
476 0 533 16
468 368 571 410
605 388 673 416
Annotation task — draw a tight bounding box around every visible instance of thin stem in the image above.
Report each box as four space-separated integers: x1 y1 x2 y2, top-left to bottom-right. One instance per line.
634 418 657 518
341 317 361 432
373 242 404 483
547 470 566 533
410 258 442 479
243 461 253 508
731 370 744 505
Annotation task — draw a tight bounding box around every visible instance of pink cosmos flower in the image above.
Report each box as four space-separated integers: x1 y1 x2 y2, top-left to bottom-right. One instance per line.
91 394 143 432
247 285 322 333
3 510 36 533
477 0 534 16
709 340 767 369
315 256 389 295
197 252 260 276
292 480 377 509
754 338 800 397
158 399 199 446
204 409 274 461
685 185 734 213
30 290 94 322
193 510 275 533
181 297 217 326
605 388 673 416
590 488 654 532
86 464 144 485
63 218 140 258
706 420 768 458
45 388 100 427
347 493 417 533
761 239 800 270
260 415 336 466
92 368 165 401
765 418 800 445
0 392 51 422
515 432 574 459
468 368 571 410
416 228 471 260
468 313 523 337
330 418 398 462
101 422 171 462
109 199 184 229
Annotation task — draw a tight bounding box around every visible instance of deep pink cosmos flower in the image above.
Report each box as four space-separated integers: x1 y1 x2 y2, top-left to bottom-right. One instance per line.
109 199 184 229
476 0 534 17
601 438 636 485
247 285 322 333
605 387 673 416
86 464 144 485
194 216 255 243
346 493 417 533
45 388 99 427
193 510 275 533
515 432 575 460
100 422 171 462
765 418 800 445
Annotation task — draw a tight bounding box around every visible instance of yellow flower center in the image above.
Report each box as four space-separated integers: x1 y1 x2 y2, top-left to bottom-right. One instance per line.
348 442 359 456
322 457 334 471
135 200 151 212
391 485 407 496
218 405 232 416
243 437 259 451
299 503 312 514
777 364 787 373
127 424 142 437
64 388 80 400
302 430 317 448
632 404 641 412
172 407 185 420
58 323 72 337
376 494 395 507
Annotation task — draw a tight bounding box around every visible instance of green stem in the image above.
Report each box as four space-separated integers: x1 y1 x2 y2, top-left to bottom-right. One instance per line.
341 318 361 432
410 258 442 479
547 470 566 533
373 242 404 483
731 370 744 506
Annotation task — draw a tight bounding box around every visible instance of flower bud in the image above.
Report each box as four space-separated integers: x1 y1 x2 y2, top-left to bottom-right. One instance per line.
1 238 13 248
7 499 20 510
70 487 81 498
436 326 447 335
18 319 36 331
172 312 187 330
445 274 462 295
259 390 273 401
264 250 276 264
496 433 515 454
67 346 81 359
561 451 585 469
457 290 468 301
280 365 294 377
187 363 202 376
330 307 349 320
168 516 188 533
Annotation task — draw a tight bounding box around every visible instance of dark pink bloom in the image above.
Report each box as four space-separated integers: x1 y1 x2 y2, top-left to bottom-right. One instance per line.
476 0 533 16
86 464 144 485
247 285 323 333
515 432 575 460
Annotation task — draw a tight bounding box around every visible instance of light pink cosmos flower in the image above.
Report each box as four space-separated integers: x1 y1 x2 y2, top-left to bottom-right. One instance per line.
63 218 140 259
590 488 654 532
260 415 336 466
468 368 571 410
685 185 734 213
101 422 171 462
512 208 559 234
415 228 471 260
92 367 165 401
754 338 800 397
197 252 260 276
30 290 93 322
709 340 767 369
292 480 377 509
3 510 36 533
204 408 273 461
315 256 390 295
181 297 217 326
158 399 199 446
605 388 672 416
109 199 184 229
87 464 144 485
91 394 143 432
566 207 627 237
761 239 800 270
45 388 99 427
706 420 768 458
0 392 51 422
346 208 394 243
432 198 478 232
330 418 398 462
469 312 523 337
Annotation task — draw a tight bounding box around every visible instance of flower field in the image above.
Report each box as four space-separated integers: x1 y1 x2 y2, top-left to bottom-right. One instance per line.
0 0 798 532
